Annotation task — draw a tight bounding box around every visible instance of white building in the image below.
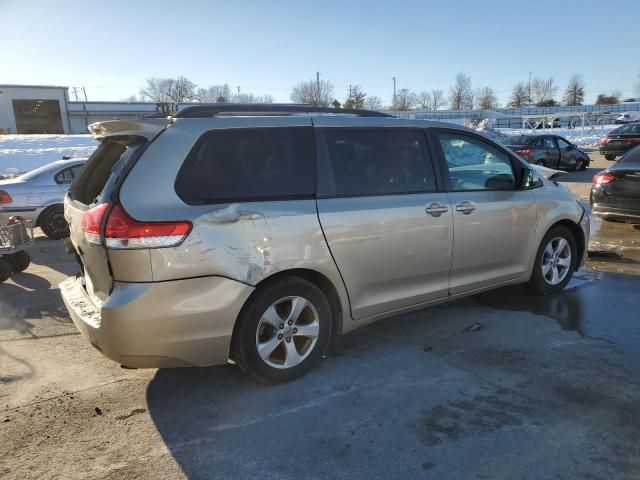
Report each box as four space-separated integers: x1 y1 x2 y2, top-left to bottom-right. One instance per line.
0 84 159 134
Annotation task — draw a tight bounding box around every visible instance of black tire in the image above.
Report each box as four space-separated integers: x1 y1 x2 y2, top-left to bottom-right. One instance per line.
7 251 30 272
579 159 588 171
0 259 11 283
528 225 577 295
573 158 583 172
232 276 333 383
536 160 546 167
39 205 69 239
605 154 616 161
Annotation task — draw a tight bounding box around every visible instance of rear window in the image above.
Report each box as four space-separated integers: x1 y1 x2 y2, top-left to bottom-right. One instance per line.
612 124 640 135
504 135 536 146
70 139 143 205
175 127 315 204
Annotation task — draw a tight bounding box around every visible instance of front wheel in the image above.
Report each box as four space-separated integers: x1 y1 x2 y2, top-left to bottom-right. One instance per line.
232 276 333 383
0 259 11 282
605 154 616 161
528 226 577 295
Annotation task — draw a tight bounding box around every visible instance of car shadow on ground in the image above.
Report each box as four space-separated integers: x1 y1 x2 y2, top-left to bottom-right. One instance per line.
560 166 602 183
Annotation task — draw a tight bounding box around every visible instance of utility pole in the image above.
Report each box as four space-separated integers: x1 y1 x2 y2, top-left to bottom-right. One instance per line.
71 87 78 101
82 87 88 102
392 77 397 111
237 85 240 101
349 84 352 105
528 71 532 106
316 71 321 106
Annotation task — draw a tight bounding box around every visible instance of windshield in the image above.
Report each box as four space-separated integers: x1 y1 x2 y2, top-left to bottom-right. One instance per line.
16 162 57 181
504 135 536 146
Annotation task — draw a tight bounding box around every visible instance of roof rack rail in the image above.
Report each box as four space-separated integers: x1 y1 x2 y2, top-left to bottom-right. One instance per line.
174 103 393 118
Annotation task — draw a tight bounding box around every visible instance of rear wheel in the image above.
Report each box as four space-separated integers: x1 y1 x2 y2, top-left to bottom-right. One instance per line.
0 258 11 282
39 205 68 239
6 251 30 272
232 276 332 383
605 154 616 161
528 225 577 295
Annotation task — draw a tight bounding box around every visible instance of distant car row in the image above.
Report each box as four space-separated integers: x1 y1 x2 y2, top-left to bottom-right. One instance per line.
502 134 590 171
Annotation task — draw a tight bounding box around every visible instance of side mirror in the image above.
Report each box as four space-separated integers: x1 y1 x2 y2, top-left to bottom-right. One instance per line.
521 167 535 188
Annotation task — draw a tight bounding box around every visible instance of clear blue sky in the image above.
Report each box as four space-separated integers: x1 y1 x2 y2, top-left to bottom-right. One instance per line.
2 0 638 106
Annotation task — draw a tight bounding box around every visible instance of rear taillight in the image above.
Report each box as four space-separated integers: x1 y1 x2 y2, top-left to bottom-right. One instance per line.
82 203 192 248
0 190 12 204
594 172 616 185
600 138 610 144
514 148 532 156
628 138 640 145
104 204 191 249
82 203 110 245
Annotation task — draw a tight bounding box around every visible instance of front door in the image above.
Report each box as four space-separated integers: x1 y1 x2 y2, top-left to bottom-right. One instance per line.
555 136 577 170
316 127 453 320
434 130 538 295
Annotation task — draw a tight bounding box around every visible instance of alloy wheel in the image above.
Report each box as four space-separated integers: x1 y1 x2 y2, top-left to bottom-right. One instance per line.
541 236 572 285
255 296 320 369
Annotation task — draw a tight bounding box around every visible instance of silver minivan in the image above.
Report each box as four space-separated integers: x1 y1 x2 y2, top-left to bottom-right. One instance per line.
60 105 589 383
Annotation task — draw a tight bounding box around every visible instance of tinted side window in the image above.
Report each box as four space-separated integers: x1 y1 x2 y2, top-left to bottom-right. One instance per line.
542 137 555 149
556 137 571 149
437 133 515 191
175 127 315 204
323 129 436 196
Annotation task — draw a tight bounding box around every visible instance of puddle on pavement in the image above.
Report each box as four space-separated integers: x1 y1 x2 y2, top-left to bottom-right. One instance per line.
471 270 640 372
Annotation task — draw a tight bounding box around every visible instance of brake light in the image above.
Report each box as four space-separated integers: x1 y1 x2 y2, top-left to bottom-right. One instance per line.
594 172 616 185
628 138 640 145
600 138 610 144
515 148 533 156
104 204 192 249
82 203 110 245
0 190 12 204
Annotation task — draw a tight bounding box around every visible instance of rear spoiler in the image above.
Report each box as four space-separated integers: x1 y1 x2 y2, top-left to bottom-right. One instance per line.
88 118 170 141
530 164 569 181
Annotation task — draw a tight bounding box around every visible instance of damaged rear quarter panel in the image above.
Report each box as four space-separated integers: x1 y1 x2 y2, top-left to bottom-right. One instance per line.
149 200 348 296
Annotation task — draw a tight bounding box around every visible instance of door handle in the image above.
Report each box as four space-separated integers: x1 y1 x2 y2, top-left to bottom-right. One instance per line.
425 203 448 217
455 201 477 214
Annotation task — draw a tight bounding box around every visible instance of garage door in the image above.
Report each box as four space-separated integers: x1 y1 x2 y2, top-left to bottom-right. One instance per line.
13 99 64 134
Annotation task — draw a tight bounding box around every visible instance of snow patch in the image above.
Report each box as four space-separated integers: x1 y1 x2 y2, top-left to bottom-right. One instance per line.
0 134 97 175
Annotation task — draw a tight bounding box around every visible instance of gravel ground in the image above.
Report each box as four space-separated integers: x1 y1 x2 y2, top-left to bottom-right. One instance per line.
1 150 639 480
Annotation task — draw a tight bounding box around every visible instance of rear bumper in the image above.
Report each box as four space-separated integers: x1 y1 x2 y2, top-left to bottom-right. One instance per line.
590 189 640 223
60 275 254 368
599 145 633 156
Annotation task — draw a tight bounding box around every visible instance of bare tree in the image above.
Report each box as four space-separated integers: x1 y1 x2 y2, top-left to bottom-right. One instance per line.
343 84 367 109
140 77 196 103
596 90 622 105
122 94 138 102
364 95 383 110
395 88 417 111
532 77 558 106
509 82 529 107
563 74 586 106
448 72 473 110
290 78 334 106
139 78 173 102
475 86 498 109
196 84 232 103
430 89 447 110
417 91 432 109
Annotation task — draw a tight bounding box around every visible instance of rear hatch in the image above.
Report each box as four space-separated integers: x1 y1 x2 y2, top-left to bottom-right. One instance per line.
65 119 168 306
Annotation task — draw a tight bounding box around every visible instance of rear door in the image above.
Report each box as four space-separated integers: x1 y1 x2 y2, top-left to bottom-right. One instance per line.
432 129 538 294
540 136 560 168
66 139 146 304
315 122 452 320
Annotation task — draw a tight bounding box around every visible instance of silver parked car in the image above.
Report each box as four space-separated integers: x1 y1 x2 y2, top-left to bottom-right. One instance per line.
60 105 589 383
0 158 87 238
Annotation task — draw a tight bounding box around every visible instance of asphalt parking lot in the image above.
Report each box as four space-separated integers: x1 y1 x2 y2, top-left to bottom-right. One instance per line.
1 150 639 480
